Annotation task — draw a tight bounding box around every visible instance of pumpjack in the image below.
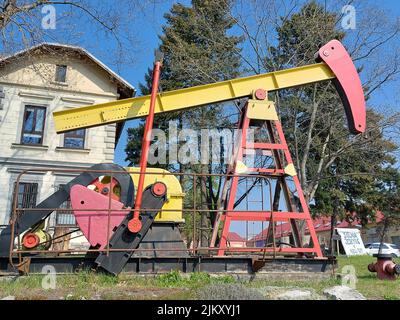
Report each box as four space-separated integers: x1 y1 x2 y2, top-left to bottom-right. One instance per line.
0 40 366 276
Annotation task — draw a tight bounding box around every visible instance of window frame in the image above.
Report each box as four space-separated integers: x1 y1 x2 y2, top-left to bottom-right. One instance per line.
63 129 86 149
55 184 76 226
11 182 38 216
371 244 388 249
55 64 67 83
20 105 46 146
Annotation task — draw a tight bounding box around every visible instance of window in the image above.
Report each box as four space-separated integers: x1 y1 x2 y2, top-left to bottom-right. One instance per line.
55 185 76 226
11 182 38 216
55 65 67 83
21 105 46 145
63 129 86 149
371 243 388 249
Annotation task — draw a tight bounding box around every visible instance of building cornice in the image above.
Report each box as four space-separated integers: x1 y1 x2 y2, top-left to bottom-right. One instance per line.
0 81 119 99
18 91 55 100
0 156 103 169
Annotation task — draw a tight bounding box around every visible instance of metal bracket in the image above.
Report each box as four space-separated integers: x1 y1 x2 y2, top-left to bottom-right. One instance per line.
16 257 31 275
247 100 278 121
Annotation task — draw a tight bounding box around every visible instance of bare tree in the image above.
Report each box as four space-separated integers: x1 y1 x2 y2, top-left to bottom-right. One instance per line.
0 0 171 70
230 0 400 205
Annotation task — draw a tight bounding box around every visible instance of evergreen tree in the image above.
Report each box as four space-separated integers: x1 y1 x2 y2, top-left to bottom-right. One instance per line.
126 0 241 166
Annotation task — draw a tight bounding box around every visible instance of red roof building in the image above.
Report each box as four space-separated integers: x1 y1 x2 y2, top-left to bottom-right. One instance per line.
247 211 385 247
226 232 247 248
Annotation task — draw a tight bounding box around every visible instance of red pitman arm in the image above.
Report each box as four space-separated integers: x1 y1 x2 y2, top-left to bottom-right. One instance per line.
317 40 366 134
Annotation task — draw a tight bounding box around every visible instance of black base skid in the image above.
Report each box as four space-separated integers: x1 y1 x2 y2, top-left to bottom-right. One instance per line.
0 255 336 275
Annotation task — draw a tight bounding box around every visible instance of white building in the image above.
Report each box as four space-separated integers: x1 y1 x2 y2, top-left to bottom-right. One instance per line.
0 43 134 234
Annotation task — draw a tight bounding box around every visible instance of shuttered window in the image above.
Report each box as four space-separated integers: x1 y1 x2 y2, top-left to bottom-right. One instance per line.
11 182 38 216
55 65 67 83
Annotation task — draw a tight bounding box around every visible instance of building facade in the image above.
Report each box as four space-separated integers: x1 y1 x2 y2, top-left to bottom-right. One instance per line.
226 232 247 248
0 44 134 235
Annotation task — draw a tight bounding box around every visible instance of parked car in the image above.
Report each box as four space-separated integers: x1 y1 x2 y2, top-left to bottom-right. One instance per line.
365 242 400 257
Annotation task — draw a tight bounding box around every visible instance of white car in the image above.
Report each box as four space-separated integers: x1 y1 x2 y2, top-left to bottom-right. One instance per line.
365 242 400 257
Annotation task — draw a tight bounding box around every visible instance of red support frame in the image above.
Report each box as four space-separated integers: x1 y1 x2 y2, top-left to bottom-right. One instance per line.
216 97 323 258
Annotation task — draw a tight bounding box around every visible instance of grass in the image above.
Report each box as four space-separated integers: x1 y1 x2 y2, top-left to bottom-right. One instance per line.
155 270 235 288
0 255 398 300
0 270 236 300
337 255 400 300
245 255 400 300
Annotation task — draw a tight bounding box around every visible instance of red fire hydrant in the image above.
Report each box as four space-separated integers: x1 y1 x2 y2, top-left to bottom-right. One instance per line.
368 254 400 280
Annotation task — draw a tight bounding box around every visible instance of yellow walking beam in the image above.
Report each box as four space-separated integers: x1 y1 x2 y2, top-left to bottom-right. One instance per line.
53 62 334 133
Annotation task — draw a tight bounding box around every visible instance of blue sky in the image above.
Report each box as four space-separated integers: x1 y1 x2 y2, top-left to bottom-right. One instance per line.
106 0 400 166
110 1 189 165
8 0 396 167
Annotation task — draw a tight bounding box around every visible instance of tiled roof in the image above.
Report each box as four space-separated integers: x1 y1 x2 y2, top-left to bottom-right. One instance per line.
227 232 246 242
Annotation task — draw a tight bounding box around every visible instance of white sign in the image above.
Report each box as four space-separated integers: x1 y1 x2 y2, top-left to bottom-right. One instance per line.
336 228 367 256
